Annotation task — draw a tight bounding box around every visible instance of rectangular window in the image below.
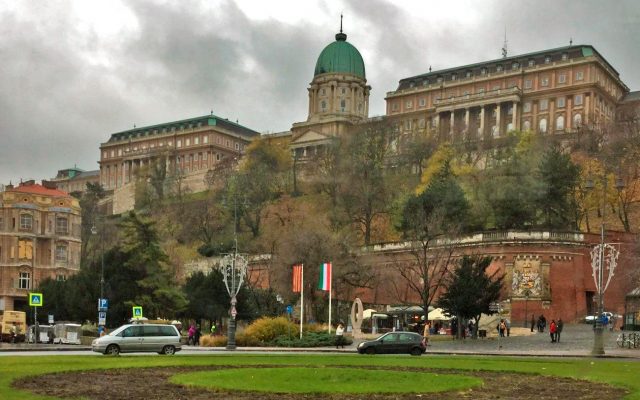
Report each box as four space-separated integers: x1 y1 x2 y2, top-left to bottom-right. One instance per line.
177 139 182 148
558 73 566 84
541 77 549 87
20 214 33 230
195 137 199 145
523 102 532 113
574 94 583 106
405 120 412 130
186 138 191 146
539 99 549 111
405 100 413 109
418 118 425 129
419 98 426 107
204 136 208 144
235 143 240 150
55 245 67 262
56 274 67 282
55 217 68 235
557 97 566 108
19 272 30 289
575 71 584 81
18 239 33 260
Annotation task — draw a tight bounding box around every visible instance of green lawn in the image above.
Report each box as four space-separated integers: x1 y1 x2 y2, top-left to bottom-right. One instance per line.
2 354 640 399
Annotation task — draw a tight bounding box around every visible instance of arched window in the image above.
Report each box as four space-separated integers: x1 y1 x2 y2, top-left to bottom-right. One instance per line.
539 118 548 133
491 125 499 137
320 100 327 111
523 120 531 131
556 115 565 131
573 113 582 128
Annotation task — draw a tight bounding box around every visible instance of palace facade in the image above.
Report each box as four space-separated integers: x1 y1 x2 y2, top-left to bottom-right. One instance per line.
0 181 81 311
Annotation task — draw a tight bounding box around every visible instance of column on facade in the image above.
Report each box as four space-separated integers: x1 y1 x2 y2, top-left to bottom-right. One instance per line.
584 92 591 125
464 108 470 134
351 86 356 114
449 111 455 137
479 106 485 138
364 88 369 117
308 86 314 116
566 97 573 130
550 99 556 133
495 103 501 137
121 162 126 188
511 101 518 132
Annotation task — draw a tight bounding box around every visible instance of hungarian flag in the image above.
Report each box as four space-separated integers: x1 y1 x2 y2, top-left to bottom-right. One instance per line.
318 262 332 291
292 264 303 293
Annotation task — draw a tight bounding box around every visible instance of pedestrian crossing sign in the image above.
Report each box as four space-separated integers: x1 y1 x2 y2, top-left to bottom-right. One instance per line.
29 293 43 307
132 306 143 318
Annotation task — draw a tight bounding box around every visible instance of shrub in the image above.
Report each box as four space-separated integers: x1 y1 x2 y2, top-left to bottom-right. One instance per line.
271 331 353 347
199 335 226 347
243 316 297 343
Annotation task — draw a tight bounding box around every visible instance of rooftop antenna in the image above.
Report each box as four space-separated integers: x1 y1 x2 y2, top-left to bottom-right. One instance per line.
501 27 508 58
569 37 573 46
340 12 343 33
133 123 136 128
429 65 432 72
210 109 213 116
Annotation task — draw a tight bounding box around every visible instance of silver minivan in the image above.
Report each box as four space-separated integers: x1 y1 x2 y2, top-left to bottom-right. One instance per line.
92 323 182 355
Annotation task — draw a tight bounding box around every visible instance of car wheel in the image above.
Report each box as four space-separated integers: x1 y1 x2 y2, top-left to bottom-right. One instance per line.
162 345 176 355
105 344 120 356
365 347 375 355
410 347 423 356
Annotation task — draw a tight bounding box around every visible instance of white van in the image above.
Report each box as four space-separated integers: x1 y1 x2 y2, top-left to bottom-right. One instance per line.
92 323 181 355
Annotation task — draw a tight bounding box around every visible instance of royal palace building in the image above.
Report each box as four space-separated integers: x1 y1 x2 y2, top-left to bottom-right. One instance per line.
385 45 632 140
0 181 81 311
99 114 260 191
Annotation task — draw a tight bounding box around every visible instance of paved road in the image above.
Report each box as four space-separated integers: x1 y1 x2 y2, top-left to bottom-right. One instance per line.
2 324 639 358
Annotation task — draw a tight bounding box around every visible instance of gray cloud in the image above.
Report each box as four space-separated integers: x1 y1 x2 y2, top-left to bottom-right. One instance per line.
1 0 639 185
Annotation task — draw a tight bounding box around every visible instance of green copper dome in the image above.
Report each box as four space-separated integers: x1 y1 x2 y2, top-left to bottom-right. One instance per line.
314 32 365 79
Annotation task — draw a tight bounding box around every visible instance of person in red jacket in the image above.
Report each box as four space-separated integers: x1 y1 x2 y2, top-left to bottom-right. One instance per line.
549 319 557 343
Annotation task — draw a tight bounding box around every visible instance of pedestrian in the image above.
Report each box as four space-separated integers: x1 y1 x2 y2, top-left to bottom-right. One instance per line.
10 322 17 343
468 320 475 338
541 315 547 332
195 325 202 345
210 322 217 336
423 322 431 346
556 318 563 343
188 324 196 346
335 322 345 349
498 319 506 337
549 319 557 343
505 318 511 337
451 318 458 339
530 314 535 333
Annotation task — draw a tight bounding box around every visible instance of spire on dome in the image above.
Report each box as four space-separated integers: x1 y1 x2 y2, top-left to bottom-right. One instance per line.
336 13 347 41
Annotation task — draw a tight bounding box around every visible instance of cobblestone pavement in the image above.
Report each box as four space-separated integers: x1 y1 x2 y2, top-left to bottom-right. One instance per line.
418 323 640 358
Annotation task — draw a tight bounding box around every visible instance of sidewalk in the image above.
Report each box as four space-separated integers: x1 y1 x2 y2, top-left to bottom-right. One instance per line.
2 324 639 359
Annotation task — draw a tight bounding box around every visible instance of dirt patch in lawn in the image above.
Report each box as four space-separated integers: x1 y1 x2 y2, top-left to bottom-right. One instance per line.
13 365 628 400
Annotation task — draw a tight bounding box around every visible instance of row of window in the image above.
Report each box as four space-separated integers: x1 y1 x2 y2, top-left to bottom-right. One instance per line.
103 135 244 159
0 215 70 234
408 53 574 87
0 241 70 263
14 271 66 290
522 94 584 113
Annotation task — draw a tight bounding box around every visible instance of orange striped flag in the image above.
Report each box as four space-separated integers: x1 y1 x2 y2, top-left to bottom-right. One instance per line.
292 264 303 293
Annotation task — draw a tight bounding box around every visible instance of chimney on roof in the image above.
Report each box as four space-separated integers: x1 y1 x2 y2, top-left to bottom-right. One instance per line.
22 180 35 186
42 180 58 190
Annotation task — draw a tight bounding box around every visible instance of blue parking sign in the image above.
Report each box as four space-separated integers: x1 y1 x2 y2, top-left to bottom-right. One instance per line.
286 305 293 315
98 298 109 310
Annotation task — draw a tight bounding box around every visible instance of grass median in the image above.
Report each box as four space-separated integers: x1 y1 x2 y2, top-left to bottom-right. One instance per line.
2 354 640 399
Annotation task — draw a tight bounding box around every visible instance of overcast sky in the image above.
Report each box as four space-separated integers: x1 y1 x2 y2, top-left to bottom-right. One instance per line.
1 0 639 185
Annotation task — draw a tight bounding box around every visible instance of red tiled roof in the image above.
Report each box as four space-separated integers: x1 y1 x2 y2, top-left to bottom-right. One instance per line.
8 184 70 197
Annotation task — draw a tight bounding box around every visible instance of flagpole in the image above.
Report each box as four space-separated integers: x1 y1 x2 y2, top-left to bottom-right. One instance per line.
328 263 332 334
300 263 304 339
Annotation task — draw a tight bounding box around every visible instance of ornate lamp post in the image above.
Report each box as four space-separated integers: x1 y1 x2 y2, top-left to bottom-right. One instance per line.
523 289 530 328
91 222 105 331
220 252 247 350
586 174 623 355
219 177 248 350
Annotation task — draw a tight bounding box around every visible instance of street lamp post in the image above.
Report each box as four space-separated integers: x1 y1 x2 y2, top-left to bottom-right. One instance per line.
219 183 248 350
586 174 623 355
523 290 530 328
91 223 105 330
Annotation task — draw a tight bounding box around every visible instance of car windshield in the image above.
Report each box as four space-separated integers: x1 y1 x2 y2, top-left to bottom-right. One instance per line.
108 325 128 336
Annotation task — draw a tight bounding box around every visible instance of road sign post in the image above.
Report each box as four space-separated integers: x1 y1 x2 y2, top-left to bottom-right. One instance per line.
29 293 43 345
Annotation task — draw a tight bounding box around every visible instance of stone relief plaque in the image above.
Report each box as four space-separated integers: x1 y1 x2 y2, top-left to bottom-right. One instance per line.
510 258 544 297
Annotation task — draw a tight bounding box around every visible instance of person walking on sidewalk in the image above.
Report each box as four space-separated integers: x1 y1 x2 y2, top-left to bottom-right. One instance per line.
335 323 345 348
530 314 535 332
549 320 557 343
556 318 563 343
423 322 431 346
